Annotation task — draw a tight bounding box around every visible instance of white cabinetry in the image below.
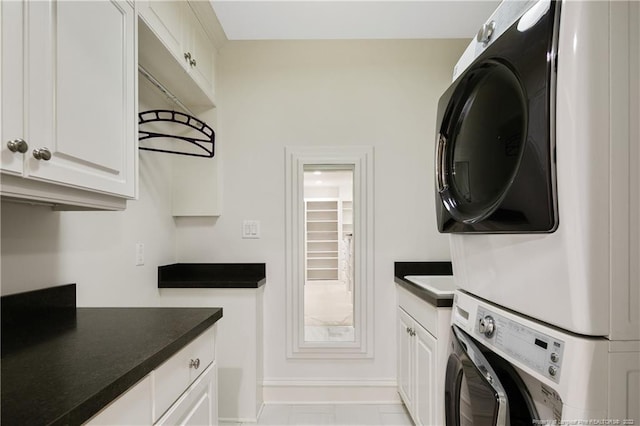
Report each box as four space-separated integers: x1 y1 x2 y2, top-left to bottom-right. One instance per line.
138 0 218 107
137 0 222 217
87 325 218 426
1 0 137 210
397 286 451 426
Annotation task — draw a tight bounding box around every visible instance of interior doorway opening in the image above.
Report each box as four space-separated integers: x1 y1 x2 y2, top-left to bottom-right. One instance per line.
303 167 354 342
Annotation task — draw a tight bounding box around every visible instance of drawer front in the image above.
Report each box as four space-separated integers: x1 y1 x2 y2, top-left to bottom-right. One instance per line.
398 285 438 333
188 326 215 382
153 326 216 422
86 375 153 425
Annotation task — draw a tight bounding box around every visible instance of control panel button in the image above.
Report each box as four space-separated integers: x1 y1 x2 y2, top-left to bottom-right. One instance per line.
550 352 559 363
478 315 496 337
548 366 558 377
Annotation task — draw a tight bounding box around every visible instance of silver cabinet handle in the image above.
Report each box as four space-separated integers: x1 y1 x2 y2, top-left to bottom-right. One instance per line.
406 327 411 334
7 139 29 153
32 147 52 161
189 358 200 369
189 58 197 67
184 52 192 61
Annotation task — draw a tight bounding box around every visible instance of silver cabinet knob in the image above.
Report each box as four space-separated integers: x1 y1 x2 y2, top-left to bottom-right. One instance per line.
478 315 496 337
477 21 496 45
189 358 200 369
32 147 52 161
7 139 29 153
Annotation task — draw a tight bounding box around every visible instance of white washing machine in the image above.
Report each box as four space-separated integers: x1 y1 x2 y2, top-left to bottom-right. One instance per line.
446 291 639 424
435 0 640 338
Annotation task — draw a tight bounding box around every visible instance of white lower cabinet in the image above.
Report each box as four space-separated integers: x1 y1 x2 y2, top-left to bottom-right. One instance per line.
398 307 437 426
397 286 452 426
86 325 218 425
156 363 217 426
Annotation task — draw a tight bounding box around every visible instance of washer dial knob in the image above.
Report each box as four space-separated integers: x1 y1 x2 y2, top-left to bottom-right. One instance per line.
478 315 496 337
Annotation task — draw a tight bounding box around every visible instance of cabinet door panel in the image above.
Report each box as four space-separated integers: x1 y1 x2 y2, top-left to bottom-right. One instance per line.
139 0 185 60
398 308 414 408
415 325 436 426
185 5 215 98
28 0 135 197
1 1 26 175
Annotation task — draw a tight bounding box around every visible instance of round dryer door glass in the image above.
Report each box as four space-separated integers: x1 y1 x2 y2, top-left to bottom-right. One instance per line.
442 60 527 223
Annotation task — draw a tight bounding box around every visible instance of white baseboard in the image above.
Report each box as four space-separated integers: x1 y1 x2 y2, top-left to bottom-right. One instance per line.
262 378 400 404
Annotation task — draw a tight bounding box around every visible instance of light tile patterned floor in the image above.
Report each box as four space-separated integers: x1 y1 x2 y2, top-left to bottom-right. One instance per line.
221 403 414 426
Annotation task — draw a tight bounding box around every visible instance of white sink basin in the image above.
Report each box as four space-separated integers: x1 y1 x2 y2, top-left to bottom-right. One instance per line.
404 275 456 296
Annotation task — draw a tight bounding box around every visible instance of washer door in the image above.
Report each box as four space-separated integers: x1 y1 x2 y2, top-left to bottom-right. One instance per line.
437 60 527 225
445 326 540 426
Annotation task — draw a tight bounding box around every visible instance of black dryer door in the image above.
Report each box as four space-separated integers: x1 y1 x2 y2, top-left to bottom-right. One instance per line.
435 0 559 234
436 60 527 227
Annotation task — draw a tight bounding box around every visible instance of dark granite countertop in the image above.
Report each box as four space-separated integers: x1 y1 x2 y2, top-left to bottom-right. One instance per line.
394 261 455 308
158 263 266 288
1 285 223 426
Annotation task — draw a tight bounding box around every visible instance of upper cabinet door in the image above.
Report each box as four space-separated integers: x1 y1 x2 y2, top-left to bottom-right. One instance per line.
184 5 216 99
1 1 26 176
138 0 185 59
138 0 218 107
25 0 136 198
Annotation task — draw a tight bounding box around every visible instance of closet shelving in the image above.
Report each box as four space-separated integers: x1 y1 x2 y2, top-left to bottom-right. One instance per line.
305 200 340 281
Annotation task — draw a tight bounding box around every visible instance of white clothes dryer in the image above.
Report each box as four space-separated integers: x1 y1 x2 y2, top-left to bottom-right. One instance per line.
435 0 639 338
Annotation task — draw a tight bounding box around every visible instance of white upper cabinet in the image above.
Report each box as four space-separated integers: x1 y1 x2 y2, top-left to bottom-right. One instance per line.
1 1 25 176
1 0 137 210
184 5 216 99
138 0 218 108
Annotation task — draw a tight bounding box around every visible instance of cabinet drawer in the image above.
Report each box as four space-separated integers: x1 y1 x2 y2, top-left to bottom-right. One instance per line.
153 326 216 422
398 285 438 333
155 362 217 426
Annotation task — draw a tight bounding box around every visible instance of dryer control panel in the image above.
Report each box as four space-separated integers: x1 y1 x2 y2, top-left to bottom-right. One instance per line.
475 307 565 383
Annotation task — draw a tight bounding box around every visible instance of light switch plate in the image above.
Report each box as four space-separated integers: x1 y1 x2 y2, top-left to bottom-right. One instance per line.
135 242 145 266
242 220 261 239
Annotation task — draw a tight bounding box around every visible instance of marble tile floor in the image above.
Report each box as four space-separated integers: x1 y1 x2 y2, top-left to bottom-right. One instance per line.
220 403 414 426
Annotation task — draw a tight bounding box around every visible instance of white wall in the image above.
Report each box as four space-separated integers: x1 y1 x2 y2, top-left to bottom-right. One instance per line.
0 76 177 304
174 40 465 388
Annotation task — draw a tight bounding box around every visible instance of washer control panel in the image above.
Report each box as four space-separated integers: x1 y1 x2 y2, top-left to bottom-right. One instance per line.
475 307 564 383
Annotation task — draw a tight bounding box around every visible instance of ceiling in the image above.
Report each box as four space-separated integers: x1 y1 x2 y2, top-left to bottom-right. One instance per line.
211 1 501 41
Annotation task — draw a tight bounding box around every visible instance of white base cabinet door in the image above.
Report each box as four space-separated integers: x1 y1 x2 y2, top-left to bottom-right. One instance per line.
414 325 437 426
156 363 218 426
398 308 414 409
398 307 436 426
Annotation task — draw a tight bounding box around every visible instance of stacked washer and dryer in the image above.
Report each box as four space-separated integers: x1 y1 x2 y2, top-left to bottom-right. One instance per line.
434 0 639 423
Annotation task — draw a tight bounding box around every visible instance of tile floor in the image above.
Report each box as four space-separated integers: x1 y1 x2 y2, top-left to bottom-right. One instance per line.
221 403 413 426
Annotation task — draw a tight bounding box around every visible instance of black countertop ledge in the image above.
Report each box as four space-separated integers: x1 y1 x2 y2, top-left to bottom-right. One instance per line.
1 284 223 426
158 263 266 288
394 261 454 308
